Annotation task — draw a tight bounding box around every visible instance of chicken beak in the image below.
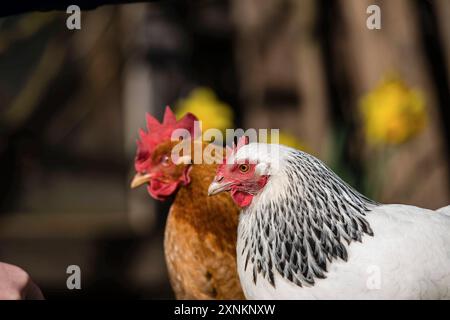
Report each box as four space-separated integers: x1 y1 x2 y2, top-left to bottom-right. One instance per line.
130 173 153 189
208 181 233 196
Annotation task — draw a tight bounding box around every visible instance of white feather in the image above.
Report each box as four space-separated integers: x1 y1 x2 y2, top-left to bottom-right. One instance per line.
234 143 450 300
238 204 450 299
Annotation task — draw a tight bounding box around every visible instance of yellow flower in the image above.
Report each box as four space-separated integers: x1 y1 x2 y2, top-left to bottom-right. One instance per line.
176 87 234 134
267 131 308 152
360 76 427 146
175 88 309 151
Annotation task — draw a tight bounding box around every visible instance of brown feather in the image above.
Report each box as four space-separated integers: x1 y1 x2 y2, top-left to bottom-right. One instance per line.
161 143 244 299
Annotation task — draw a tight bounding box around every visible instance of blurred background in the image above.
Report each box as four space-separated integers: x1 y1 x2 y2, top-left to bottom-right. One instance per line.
0 0 448 299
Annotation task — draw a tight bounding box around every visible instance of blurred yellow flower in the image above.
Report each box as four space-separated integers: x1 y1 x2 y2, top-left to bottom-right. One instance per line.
176 87 234 133
360 76 427 146
268 131 308 152
175 88 308 151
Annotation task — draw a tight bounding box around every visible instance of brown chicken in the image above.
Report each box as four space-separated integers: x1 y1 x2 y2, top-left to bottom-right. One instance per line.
130 107 244 299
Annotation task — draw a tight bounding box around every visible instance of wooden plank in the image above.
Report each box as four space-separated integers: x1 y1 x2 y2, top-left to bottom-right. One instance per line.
434 0 450 79
0 212 131 239
232 0 330 157
338 0 449 207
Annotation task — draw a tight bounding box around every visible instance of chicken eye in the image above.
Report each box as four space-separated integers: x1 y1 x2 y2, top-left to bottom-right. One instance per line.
160 155 170 167
239 164 249 173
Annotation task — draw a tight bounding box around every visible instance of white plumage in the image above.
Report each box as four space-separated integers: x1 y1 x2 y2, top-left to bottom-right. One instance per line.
232 143 450 300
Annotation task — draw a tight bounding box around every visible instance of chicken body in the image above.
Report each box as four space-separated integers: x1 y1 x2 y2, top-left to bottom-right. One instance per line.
210 142 450 299
131 107 244 299
238 203 450 299
164 163 244 299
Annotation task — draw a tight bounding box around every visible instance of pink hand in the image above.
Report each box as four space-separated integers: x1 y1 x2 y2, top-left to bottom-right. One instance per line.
0 262 44 300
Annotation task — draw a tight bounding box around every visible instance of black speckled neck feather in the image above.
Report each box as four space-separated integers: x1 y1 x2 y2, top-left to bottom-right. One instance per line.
239 149 378 288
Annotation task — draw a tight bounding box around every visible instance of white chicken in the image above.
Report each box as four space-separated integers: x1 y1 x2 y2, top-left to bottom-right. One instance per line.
208 139 450 299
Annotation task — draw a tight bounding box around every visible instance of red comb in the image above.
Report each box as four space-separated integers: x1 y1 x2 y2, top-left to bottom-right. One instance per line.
223 135 249 164
236 136 249 150
135 106 198 171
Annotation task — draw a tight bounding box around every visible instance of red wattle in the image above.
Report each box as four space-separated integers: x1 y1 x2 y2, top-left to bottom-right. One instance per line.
231 190 254 208
148 180 180 201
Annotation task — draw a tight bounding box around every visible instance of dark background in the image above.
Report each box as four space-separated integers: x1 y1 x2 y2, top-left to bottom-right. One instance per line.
0 0 448 299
